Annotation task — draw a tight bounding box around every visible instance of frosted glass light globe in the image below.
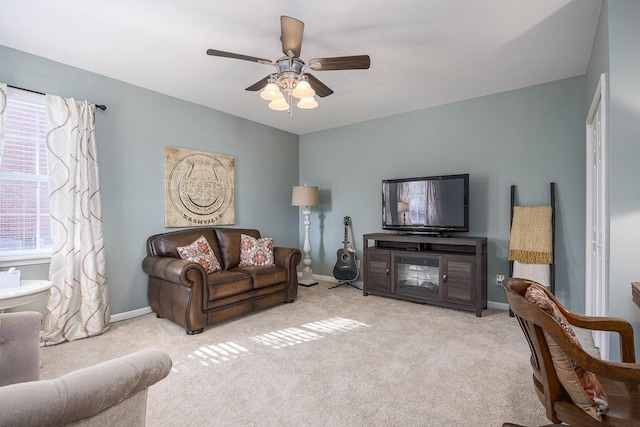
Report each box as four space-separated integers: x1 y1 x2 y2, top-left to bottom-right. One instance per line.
292 80 315 99
260 83 283 101
268 98 290 111
297 97 318 109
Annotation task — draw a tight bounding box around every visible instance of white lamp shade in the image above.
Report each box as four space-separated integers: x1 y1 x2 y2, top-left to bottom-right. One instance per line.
261 83 282 101
292 80 315 99
268 98 290 111
292 185 319 207
297 97 318 109
398 202 410 213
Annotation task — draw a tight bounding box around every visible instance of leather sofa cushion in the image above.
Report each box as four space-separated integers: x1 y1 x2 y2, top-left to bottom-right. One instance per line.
207 271 253 301
231 266 287 289
214 228 261 269
151 228 221 261
206 283 289 310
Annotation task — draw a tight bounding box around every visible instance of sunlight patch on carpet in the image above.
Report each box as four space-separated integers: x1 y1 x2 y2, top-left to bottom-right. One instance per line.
186 342 251 366
301 317 370 334
250 327 322 349
176 317 370 370
251 317 370 349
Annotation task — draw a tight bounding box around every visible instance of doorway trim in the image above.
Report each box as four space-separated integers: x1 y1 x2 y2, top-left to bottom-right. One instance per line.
585 73 609 359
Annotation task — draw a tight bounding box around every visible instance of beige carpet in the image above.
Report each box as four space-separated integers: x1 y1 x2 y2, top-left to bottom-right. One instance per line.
39 280 551 427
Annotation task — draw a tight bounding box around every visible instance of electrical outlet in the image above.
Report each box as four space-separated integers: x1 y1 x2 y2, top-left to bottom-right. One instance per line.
496 274 505 286
356 259 361 269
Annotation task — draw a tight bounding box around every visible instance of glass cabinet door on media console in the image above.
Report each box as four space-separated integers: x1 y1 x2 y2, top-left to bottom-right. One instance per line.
394 253 441 301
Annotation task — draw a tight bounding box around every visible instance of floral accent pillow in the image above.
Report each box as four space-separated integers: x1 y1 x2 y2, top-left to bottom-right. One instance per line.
239 234 275 267
525 282 608 420
176 235 221 273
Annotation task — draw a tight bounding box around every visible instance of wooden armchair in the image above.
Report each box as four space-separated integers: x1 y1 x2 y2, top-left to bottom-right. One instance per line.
503 277 640 426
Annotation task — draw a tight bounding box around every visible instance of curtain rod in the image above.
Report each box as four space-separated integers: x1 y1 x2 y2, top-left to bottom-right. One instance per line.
7 84 107 111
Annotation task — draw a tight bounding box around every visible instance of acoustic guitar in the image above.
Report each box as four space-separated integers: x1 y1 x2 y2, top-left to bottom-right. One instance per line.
333 216 359 282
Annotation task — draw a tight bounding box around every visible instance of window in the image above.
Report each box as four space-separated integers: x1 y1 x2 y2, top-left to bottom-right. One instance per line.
0 88 52 263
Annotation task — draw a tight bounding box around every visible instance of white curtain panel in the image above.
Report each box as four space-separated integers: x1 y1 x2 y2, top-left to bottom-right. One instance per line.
42 95 110 345
0 83 6 164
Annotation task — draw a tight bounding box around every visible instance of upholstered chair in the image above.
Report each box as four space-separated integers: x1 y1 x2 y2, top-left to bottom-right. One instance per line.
0 311 172 426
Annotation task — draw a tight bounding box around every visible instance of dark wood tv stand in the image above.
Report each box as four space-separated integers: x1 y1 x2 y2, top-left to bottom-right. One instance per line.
362 233 487 316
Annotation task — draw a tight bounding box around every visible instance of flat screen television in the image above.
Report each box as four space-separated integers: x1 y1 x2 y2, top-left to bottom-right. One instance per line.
382 174 469 234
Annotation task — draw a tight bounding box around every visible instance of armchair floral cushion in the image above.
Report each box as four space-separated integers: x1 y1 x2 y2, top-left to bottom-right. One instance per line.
524 282 608 420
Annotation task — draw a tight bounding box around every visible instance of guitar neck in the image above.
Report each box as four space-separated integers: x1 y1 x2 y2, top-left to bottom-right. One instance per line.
343 226 349 251
343 215 352 251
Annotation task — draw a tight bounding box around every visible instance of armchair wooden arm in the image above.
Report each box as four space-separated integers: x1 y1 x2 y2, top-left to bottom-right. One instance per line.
539 311 640 384
543 288 636 363
504 278 640 426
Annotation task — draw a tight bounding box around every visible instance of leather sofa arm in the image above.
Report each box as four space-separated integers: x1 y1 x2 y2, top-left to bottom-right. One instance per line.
274 247 302 297
274 247 302 271
142 256 206 288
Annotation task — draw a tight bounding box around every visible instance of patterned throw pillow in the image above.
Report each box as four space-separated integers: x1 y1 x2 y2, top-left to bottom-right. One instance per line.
239 234 275 267
524 282 608 420
176 235 221 273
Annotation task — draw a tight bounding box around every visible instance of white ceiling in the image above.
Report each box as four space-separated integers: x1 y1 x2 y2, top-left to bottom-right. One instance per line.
1 0 602 135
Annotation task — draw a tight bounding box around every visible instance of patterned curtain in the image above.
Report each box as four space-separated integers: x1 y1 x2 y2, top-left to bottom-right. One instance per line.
41 95 110 345
0 83 6 165
425 181 441 225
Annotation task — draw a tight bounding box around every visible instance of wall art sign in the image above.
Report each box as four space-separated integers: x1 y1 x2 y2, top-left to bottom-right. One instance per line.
165 146 235 227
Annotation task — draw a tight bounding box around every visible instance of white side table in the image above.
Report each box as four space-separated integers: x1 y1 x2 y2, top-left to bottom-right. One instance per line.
0 280 53 310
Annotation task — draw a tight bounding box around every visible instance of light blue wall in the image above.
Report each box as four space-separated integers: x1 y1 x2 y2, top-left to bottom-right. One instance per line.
584 0 640 362
300 76 587 308
0 45 300 315
586 1 608 100
606 0 640 361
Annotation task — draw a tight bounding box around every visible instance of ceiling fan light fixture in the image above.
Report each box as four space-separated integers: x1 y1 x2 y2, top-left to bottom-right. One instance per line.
260 83 282 101
208 16 370 118
291 79 315 99
268 98 290 111
297 96 318 109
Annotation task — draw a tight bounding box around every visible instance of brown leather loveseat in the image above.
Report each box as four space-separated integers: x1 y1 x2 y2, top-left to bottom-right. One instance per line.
142 228 301 334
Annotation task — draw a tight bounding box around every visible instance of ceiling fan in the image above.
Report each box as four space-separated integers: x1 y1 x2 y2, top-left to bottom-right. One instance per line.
206 15 371 114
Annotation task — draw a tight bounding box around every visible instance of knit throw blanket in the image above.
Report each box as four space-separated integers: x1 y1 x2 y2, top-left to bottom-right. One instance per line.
512 261 550 288
508 205 553 264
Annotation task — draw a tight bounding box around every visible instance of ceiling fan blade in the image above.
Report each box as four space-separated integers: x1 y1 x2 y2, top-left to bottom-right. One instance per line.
245 76 271 92
309 55 371 71
207 49 273 65
306 74 333 98
280 16 304 58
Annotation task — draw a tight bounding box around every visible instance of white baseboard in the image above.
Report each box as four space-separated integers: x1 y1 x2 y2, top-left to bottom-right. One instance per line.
487 301 510 311
299 272 337 282
302 273 364 288
110 306 153 323
313 273 343 283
